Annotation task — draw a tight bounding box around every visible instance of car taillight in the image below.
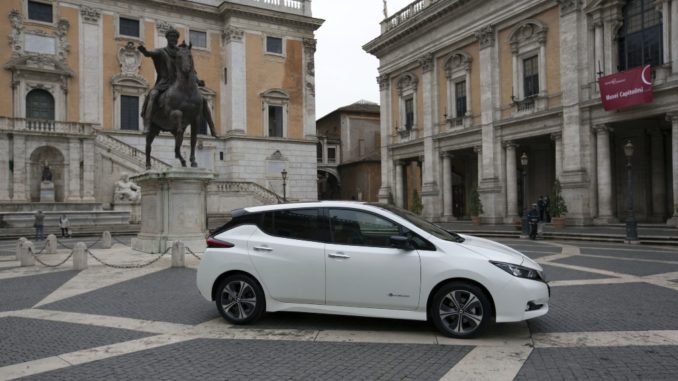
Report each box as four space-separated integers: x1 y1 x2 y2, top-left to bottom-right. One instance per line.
207 237 234 248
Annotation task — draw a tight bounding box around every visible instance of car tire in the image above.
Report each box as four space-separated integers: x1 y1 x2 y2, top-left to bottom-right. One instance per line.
430 282 491 338
216 274 265 325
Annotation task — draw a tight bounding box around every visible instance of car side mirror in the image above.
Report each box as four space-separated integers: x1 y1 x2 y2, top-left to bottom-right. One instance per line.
389 235 413 250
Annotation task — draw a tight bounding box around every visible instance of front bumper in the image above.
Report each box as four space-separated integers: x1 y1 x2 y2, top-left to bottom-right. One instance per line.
492 277 550 322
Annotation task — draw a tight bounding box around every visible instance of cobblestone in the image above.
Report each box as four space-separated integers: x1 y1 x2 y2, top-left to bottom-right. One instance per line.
515 346 678 380
21 338 471 381
554 255 678 276
38 268 219 325
540 264 611 282
0 316 152 367
0 270 79 312
579 246 678 261
529 282 678 333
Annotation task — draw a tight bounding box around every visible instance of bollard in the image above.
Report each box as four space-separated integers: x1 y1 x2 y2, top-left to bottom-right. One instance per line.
46 234 57 254
15 237 27 261
72 242 88 270
171 241 185 268
19 240 35 267
102 231 112 249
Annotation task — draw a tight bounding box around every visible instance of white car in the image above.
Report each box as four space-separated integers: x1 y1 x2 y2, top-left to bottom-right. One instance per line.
196 201 549 338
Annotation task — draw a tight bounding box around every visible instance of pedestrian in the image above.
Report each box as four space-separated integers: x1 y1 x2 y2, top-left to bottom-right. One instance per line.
544 195 551 222
527 203 539 240
537 195 545 222
59 214 71 238
34 210 45 241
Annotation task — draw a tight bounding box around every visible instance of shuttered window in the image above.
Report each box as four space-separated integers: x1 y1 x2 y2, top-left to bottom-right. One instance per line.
121 95 139 131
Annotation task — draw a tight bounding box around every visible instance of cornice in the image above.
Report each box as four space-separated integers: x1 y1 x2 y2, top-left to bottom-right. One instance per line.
219 3 323 32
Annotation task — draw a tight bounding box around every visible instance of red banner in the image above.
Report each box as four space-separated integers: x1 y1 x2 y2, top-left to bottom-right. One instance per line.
598 65 653 111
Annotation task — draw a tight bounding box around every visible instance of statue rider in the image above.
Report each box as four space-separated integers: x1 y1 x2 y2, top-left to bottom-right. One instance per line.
138 27 205 134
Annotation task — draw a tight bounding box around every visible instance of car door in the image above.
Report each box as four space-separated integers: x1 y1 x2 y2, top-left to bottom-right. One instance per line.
325 208 421 310
249 208 327 304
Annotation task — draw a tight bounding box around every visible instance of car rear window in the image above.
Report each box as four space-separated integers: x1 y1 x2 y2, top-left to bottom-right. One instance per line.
211 211 261 236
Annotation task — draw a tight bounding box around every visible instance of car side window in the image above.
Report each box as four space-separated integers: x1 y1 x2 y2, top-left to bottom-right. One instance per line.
261 208 327 242
402 228 436 251
328 209 400 247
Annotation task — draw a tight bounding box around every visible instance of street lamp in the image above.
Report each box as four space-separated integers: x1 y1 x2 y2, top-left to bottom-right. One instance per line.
521 152 529 237
624 140 638 243
281 169 288 203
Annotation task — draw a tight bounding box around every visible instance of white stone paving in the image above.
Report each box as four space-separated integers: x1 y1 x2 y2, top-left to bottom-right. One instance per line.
0 239 677 381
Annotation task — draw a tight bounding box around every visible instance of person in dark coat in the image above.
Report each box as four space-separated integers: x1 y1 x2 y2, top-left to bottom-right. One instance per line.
537 195 545 222
527 203 539 240
34 210 45 241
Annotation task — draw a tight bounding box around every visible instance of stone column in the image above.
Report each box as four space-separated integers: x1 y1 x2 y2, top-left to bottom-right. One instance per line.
474 145 482 183
593 19 604 76
222 27 246 134
395 160 405 208
661 0 670 66
504 142 518 221
79 6 102 123
475 25 498 181
650 129 666 219
668 113 678 225
593 125 616 223
303 38 317 139
551 132 563 180
0 134 9 200
66 137 81 201
377 74 393 204
12 134 27 201
82 139 95 201
419 53 439 219
441 152 454 221
672 0 678 74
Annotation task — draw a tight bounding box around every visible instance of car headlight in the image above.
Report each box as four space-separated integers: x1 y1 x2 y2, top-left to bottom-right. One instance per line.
491 261 544 281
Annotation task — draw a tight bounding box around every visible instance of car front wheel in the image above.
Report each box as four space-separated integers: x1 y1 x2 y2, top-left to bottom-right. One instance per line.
430 282 491 338
216 274 265 324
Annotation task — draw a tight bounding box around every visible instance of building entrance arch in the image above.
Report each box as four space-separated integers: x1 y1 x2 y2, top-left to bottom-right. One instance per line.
29 146 66 202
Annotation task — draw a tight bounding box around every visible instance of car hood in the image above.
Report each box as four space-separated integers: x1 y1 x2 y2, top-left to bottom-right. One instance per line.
454 234 528 266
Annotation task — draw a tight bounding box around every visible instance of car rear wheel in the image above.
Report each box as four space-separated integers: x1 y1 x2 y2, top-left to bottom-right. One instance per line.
216 274 265 324
430 282 491 338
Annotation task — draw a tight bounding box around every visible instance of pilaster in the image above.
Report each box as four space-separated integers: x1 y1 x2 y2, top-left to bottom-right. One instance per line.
593 124 616 224
441 152 454 221
303 38 317 139
378 74 393 203
67 137 81 201
80 5 102 123
667 113 678 226
504 141 518 222
223 27 246 135
12 135 27 201
0 134 9 200
419 53 439 219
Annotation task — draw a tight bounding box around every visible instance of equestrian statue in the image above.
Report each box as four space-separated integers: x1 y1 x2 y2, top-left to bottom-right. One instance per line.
138 27 216 169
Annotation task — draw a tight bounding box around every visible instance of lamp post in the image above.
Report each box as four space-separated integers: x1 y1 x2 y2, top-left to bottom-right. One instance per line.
281 169 288 203
624 140 638 243
521 152 529 237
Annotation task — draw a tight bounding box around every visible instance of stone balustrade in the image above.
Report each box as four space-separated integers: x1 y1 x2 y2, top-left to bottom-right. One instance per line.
381 0 428 32
208 180 281 205
95 133 171 172
228 0 310 16
0 116 97 136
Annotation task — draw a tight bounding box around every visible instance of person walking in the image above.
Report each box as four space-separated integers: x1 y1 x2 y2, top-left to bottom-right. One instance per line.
59 214 71 238
527 203 539 240
34 210 45 241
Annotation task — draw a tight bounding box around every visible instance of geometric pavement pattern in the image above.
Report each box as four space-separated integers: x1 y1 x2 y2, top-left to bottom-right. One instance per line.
0 239 677 380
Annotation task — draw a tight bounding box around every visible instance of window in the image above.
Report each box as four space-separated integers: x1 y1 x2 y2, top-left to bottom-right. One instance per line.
261 209 327 242
317 143 323 161
189 30 207 49
119 17 140 38
268 105 283 137
26 89 55 120
120 95 139 131
329 209 400 247
523 56 539 98
198 119 208 135
328 147 336 163
618 0 663 70
28 1 52 23
404 98 414 130
266 36 283 54
455 81 467 117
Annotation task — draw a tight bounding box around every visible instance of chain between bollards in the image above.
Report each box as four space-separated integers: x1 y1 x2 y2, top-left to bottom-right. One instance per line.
86 246 172 269
185 246 202 260
28 246 74 268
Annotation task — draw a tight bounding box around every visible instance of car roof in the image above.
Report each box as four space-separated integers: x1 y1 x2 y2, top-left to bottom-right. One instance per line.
241 201 372 214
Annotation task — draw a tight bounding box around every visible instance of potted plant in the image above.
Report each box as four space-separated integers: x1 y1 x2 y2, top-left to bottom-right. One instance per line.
549 179 568 229
410 189 423 215
469 186 483 225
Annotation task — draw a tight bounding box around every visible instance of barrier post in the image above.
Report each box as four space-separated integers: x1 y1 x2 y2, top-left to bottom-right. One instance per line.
102 231 112 249
73 242 88 270
19 240 35 267
15 237 27 261
171 241 185 268
46 234 57 254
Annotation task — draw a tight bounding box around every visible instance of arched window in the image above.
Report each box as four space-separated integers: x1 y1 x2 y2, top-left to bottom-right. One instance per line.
26 89 55 120
618 0 663 71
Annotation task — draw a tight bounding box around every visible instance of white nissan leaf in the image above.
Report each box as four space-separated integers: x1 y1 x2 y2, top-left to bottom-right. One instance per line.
196 201 549 338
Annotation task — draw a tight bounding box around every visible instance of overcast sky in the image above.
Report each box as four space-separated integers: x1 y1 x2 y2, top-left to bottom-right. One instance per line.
312 0 412 119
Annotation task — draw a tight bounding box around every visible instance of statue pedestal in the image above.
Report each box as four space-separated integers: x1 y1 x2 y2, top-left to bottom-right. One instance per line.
40 181 55 202
131 168 214 254
113 200 141 224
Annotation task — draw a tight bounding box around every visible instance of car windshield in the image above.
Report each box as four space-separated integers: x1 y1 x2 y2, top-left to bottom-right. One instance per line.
369 203 464 243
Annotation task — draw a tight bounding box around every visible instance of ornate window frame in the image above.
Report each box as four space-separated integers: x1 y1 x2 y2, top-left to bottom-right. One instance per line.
261 89 289 138
264 35 285 57
116 15 144 42
508 19 548 114
443 51 472 128
111 42 148 132
25 0 55 26
188 28 210 51
396 72 418 139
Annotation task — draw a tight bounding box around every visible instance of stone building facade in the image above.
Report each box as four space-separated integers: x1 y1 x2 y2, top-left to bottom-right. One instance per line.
0 0 321 219
316 100 381 202
364 0 678 226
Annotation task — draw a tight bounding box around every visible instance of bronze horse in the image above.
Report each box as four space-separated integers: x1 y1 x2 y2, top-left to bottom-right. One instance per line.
145 42 216 169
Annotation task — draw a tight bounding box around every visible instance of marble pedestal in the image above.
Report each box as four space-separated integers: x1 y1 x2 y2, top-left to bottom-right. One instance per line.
113 201 141 224
131 168 214 254
40 181 55 202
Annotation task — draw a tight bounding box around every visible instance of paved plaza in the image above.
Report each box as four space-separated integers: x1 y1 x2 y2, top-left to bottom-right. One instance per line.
1 238 678 380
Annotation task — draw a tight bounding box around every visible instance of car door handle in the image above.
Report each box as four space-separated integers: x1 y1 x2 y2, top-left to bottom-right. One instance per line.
253 246 273 252
328 252 350 259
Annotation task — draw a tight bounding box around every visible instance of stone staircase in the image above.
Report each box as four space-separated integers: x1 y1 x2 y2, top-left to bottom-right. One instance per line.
95 133 171 172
